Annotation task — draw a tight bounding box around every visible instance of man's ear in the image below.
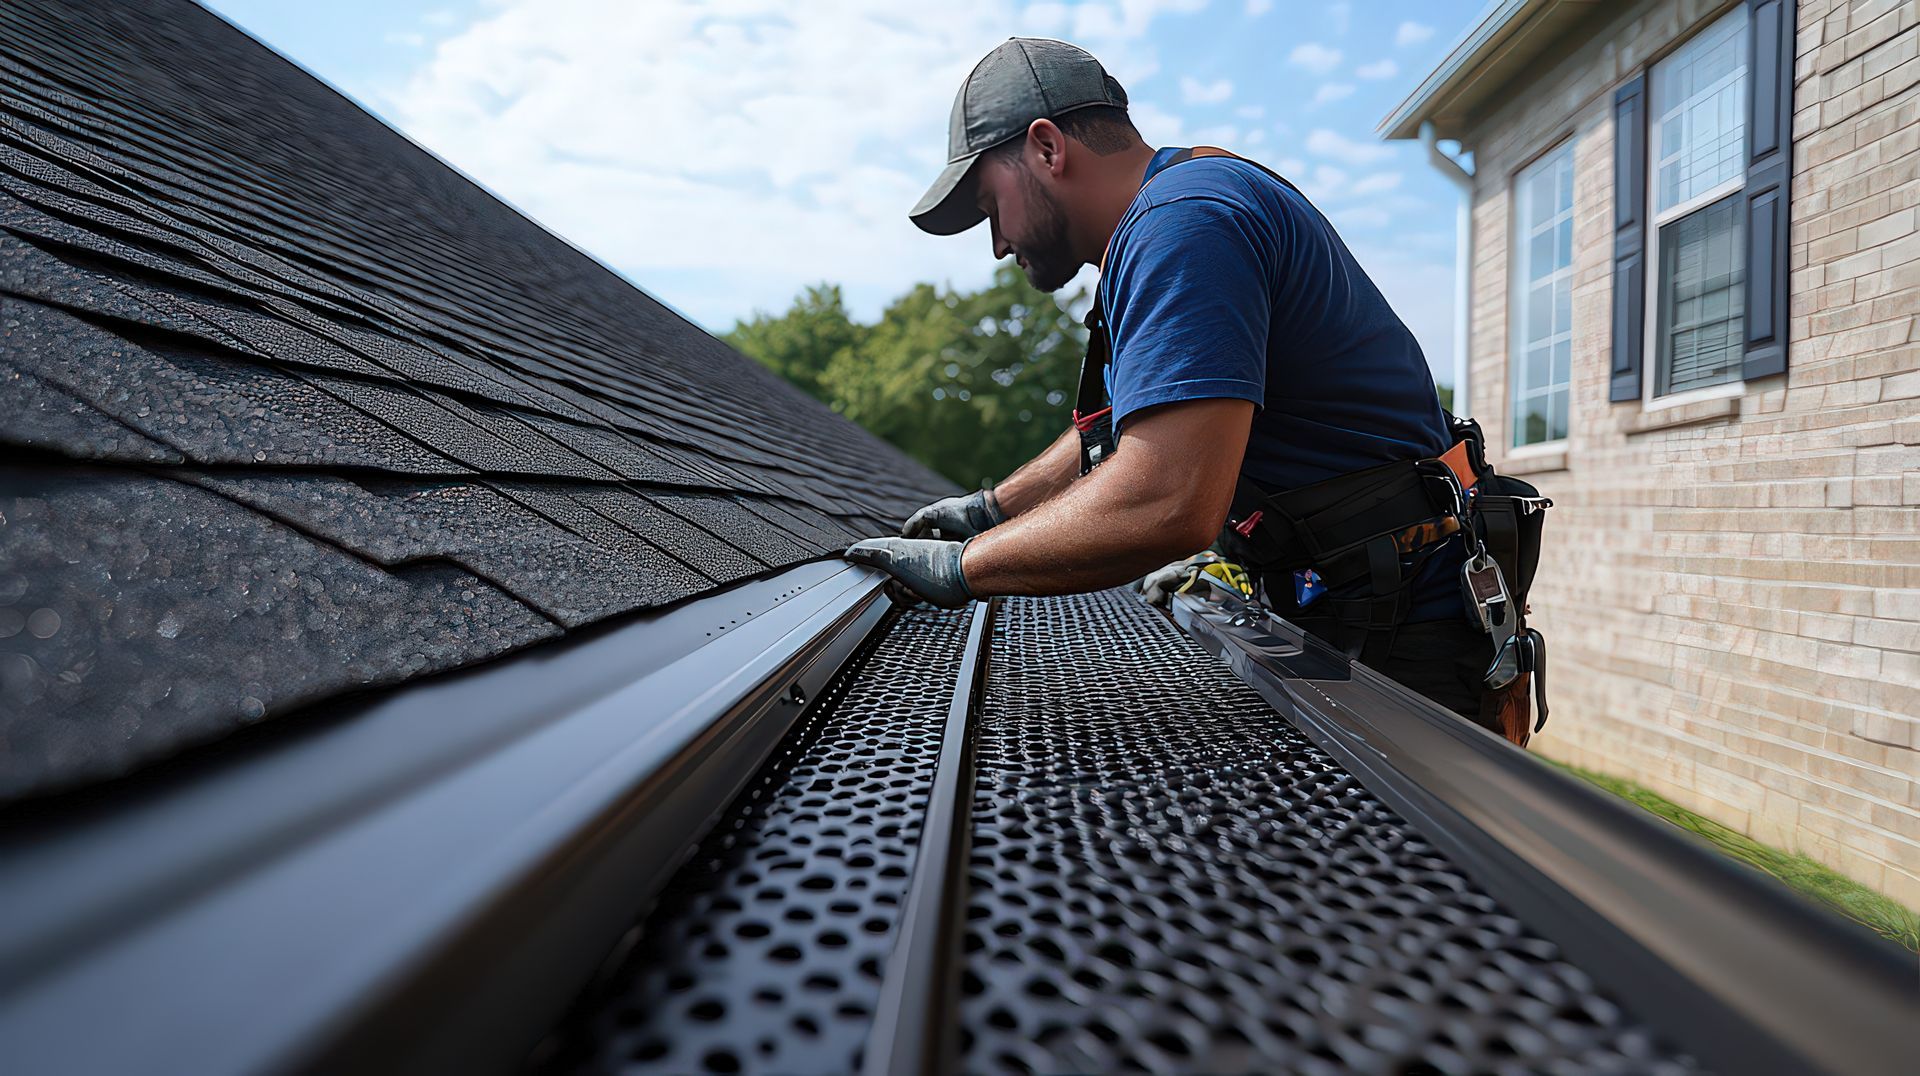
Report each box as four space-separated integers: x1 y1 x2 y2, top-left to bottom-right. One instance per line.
1026 118 1067 178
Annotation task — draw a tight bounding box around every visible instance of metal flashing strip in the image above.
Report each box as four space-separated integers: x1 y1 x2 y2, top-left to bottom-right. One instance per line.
0 561 892 1076
861 599 997 1076
1170 583 1919 1076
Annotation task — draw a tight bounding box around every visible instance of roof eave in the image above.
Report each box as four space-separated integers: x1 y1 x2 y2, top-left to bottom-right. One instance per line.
1379 0 1608 141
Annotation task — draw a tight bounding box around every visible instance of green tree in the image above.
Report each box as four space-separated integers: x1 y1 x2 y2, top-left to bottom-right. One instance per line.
728 266 1088 488
723 284 864 400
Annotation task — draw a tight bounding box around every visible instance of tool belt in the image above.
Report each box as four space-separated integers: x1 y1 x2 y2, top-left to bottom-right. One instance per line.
1212 418 1554 743
1073 145 1553 743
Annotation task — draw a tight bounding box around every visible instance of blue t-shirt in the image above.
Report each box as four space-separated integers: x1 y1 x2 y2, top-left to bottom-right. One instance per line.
1099 147 1464 622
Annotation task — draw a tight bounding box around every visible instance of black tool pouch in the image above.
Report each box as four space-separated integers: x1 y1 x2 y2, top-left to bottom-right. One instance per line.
1468 471 1553 735
1473 474 1547 608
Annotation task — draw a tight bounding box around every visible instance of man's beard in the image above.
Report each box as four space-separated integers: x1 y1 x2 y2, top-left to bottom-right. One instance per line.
1015 166 1078 292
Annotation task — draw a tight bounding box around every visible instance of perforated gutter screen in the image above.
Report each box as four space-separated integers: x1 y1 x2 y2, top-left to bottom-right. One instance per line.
532 589 1915 1076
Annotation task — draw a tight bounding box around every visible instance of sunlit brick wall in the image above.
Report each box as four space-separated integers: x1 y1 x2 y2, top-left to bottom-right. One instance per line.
1458 0 1918 902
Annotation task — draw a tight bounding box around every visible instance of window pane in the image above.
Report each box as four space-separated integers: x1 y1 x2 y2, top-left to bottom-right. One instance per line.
1549 389 1569 443
1528 284 1555 342
1529 229 1556 281
1653 6 1748 212
1529 169 1557 228
1527 343 1553 388
1511 140 1576 446
1515 395 1551 447
1656 195 1746 396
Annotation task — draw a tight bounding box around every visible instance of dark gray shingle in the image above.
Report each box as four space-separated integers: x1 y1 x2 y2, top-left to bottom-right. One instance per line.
0 0 957 799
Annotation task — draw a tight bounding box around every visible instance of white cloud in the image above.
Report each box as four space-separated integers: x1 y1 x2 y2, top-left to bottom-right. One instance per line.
1286 42 1343 75
1396 21 1435 47
384 31 427 47
1304 164 1349 201
1128 101 1188 144
1332 206 1390 229
1355 58 1399 80
1245 0 1272 15
1023 2 1075 32
1350 171 1403 195
1310 82 1355 107
1328 1 1351 36
1071 0 1211 43
1190 123 1243 146
1305 127 1395 165
1180 76 1234 104
421 9 458 28
381 0 1205 330
1296 167 1409 210
1234 104 1265 120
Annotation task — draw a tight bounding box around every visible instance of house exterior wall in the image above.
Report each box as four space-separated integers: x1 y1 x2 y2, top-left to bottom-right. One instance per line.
1455 0 1919 902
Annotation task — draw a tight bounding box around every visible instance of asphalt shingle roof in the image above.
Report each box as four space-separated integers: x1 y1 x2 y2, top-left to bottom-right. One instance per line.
0 0 955 800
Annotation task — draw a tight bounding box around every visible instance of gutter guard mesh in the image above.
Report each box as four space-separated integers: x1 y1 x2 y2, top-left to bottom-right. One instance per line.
539 593 1697 1075
959 592 1697 1074
534 607 968 1075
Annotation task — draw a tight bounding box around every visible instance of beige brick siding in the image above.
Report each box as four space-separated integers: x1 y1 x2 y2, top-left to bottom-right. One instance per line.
1456 0 1919 902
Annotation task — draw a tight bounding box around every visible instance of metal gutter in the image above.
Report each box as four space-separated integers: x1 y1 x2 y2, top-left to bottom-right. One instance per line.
1170 582 1919 1076
861 599 997 1076
0 560 893 1075
1381 0 1617 141
1380 0 1537 139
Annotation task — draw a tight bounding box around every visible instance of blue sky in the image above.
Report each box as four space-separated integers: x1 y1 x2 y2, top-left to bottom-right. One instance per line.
202 0 1484 383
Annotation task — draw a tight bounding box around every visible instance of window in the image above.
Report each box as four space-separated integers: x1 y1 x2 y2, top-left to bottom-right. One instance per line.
1609 0 1793 405
1512 142 1575 447
1646 5 1748 400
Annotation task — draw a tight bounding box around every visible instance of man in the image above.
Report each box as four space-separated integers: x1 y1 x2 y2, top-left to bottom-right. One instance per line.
846 38 1514 735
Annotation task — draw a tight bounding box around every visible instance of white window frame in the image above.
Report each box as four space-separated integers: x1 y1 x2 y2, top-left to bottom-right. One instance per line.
1509 140 1576 454
1643 4 1750 412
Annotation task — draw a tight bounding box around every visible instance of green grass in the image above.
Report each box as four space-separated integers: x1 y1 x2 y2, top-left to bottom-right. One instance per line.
1545 759 1920 954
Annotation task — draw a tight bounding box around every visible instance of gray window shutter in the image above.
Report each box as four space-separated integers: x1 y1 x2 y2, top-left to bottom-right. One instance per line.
1609 75 1647 402
1743 0 1796 380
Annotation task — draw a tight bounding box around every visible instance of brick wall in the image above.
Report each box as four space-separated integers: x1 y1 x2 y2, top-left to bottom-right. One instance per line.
1456 0 1919 902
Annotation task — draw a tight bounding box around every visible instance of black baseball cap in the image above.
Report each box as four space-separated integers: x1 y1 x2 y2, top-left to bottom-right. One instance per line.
910 38 1128 236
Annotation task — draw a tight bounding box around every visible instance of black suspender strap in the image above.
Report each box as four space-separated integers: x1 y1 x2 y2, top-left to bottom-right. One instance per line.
1073 301 1116 475
1477 495 1523 603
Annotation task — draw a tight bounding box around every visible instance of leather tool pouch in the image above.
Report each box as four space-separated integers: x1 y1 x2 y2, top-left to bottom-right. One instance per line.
1482 672 1534 748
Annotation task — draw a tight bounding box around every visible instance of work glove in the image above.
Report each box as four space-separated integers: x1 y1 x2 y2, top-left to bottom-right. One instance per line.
901 489 1004 540
1138 560 1190 608
1136 551 1254 608
844 536 974 609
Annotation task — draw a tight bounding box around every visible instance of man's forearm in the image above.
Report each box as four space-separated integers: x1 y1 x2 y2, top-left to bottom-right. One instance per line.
963 464 1207 596
990 426 1081 518
848 400 1251 607
902 429 1077 539
962 399 1254 596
